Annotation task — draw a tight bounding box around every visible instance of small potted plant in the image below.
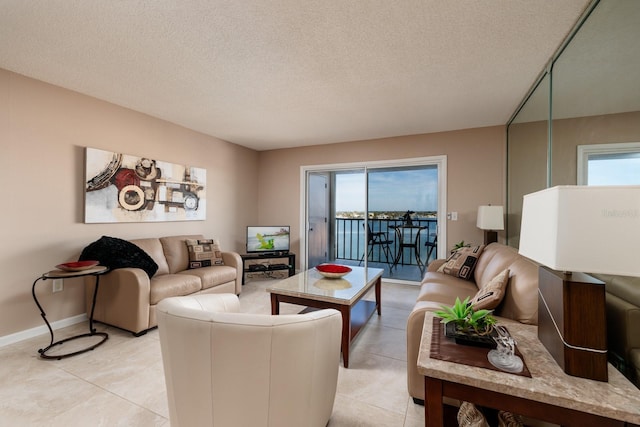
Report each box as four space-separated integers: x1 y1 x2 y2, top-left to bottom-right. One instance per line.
451 241 471 254
435 297 497 347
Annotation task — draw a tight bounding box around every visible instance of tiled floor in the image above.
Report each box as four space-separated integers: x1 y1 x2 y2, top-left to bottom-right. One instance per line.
0 279 425 426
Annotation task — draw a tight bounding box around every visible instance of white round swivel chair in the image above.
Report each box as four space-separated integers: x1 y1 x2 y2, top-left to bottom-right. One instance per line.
157 293 342 427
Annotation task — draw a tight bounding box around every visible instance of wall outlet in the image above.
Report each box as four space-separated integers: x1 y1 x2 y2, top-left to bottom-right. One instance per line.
52 279 63 293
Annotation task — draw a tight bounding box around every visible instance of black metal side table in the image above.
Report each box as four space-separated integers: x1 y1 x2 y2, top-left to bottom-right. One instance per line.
32 265 109 359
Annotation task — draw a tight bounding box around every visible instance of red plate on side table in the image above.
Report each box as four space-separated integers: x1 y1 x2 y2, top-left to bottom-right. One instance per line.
55 260 100 272
315 264 352 279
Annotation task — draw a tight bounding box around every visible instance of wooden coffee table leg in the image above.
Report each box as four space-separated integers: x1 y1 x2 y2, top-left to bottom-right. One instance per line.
270 294 280 315
340 305 351 368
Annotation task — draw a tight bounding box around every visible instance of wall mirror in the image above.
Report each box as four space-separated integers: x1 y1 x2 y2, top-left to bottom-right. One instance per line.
507 73 549 247
506 0 640 247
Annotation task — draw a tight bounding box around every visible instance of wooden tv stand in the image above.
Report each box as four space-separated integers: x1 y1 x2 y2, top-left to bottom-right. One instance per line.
240 253 295 285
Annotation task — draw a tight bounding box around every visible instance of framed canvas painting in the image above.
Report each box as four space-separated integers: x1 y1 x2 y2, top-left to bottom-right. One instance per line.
85 147 206 223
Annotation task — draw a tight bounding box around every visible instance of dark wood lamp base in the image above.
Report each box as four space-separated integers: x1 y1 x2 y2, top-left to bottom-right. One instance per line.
483 230 498 245
538 266 608 382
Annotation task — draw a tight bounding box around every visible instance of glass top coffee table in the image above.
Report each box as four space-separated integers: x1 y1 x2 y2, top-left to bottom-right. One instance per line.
267 266 383 368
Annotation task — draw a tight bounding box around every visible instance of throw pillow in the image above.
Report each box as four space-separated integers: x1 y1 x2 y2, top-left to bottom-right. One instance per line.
457 401 489 427
185 239 224 269
470 269 510 311
498 410 524 427
78 236 159 278
437 245 485 280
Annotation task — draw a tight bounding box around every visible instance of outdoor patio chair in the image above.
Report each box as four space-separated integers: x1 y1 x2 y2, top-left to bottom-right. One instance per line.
359 223 394 271
425 234 438 265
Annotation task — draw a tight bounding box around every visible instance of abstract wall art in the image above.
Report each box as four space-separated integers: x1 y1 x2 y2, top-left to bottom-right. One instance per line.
85 147 206 223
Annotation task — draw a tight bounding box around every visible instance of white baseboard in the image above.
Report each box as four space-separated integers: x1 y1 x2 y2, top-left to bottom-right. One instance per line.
0 313 88 348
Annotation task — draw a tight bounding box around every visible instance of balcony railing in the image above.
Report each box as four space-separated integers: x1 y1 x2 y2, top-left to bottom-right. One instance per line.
335 218 438 267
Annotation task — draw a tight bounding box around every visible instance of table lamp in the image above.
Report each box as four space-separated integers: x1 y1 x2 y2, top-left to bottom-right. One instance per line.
518 185 640 382
476 205 504 245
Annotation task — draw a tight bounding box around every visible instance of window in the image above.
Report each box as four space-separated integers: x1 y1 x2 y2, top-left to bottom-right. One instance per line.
577 142 640 185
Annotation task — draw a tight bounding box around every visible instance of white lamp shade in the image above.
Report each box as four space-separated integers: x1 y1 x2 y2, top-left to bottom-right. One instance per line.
519 185 640 276
476 205 504 230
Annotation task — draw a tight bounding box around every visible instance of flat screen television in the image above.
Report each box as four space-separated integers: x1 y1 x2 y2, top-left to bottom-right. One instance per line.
246 226 290 254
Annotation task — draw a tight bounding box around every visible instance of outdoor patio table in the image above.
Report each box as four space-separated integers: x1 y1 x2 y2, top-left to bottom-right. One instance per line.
389 225 426 274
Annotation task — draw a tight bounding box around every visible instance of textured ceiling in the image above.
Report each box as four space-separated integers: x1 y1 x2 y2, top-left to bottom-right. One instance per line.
0 0 590 151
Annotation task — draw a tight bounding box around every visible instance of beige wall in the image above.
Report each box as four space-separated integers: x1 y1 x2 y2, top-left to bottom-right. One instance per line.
257 126 507 268
507 120 548 247
0 69 259 338
1 68 507 341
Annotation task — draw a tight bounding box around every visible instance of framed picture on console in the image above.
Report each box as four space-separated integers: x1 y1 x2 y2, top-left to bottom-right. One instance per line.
84 147 206 223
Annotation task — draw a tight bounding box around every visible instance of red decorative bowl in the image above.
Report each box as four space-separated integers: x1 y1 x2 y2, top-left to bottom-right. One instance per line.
55 260 100 272
315 264 352 279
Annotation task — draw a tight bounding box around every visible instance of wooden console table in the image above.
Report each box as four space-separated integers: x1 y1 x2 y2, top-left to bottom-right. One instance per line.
417 313 640 427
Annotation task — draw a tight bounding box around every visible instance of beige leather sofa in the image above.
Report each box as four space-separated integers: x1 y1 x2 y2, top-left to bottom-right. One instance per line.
157 294 342 427
85 234 242 336
592 273 640 387
406 243 539 403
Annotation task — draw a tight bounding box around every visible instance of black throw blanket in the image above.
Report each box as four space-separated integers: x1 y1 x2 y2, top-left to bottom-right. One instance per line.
79 236 158 278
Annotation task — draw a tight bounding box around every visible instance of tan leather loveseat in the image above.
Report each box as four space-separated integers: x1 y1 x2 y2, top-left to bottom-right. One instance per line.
406 243 539 403
85 234 242 336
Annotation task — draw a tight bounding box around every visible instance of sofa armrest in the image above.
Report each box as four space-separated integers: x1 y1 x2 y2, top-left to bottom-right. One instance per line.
630 349 640 386
221 251 243 294
85 267 151 334
606 292 640 360
407 300 449 401
427 259 446 273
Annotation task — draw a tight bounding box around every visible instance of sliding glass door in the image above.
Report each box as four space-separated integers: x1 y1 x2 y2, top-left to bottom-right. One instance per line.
301 156 446 284
366 166 439 281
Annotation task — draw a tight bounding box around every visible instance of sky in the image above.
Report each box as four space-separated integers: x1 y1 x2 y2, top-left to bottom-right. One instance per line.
588 157 640 185
335 167 438 211
333 156 640 213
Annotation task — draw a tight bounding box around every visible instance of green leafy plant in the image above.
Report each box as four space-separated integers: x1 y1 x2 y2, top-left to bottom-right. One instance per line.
452 241 470 251
434 297 496 335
